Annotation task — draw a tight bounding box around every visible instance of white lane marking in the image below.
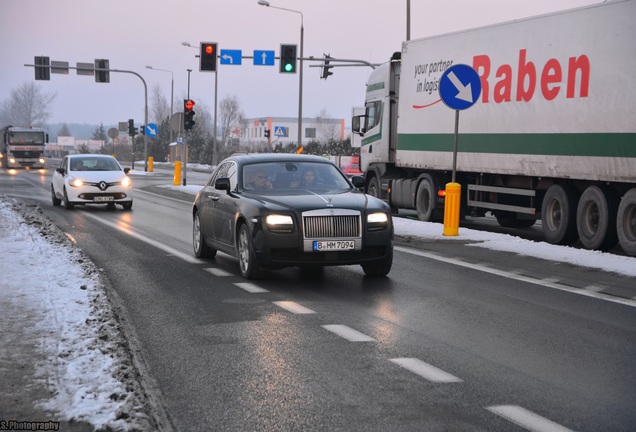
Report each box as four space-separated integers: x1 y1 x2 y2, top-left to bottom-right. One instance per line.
204 267 232 277
83 213 204 264
486 405 575 432
273 301 315 314
322 324 375 342
389 358 463 383
233 282 269 293
395 245 636 308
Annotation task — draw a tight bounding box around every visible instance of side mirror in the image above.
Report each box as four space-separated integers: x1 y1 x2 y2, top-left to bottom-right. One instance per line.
124 167 131 174
351 115 366 136
215 177 231 192
56 167 65 175
350 175 365 189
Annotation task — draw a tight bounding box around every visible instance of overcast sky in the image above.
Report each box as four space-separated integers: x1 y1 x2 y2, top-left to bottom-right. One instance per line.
1 0 600 128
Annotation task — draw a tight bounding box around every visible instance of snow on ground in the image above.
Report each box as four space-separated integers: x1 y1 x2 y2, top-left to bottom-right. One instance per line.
0 197 154 431
1 172 635 430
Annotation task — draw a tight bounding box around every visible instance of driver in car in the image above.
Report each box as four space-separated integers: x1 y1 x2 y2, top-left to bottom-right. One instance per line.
246 169 273 190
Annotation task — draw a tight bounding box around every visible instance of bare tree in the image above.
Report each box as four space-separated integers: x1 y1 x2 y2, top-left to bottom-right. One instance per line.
0 82 56 127
315 108 339 143
150 84 170 125
218 95 244 150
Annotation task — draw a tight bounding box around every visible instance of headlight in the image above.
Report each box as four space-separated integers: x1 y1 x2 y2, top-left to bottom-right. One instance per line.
121 177 132 187
69 177 84 187
367 212 389 231
38 158 45 163
367 212 388 224
265 214 294 233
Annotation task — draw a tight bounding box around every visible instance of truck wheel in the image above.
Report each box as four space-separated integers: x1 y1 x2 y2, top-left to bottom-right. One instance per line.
617 188 636 256
576 185 618 251
541 184 578 245
367 176 381 199
416 175 442 222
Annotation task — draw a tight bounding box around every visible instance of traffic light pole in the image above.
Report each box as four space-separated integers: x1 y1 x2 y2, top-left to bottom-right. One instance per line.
24 62 150 171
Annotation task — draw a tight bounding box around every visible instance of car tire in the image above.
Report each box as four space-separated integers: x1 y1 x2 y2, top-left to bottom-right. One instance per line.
63 187 74 210
362 248 393 277
193 211 216 258
122 201 133 211
237 223 260 279
51 185 61 206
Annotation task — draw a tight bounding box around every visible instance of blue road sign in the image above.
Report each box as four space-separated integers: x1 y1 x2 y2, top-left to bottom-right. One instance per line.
220 50 242 65
439 64 482 110
253 50 275 66
274 126 287 137
145 123 158 137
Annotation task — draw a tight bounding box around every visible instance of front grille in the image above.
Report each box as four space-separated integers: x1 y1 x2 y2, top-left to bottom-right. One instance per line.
302 209 361 239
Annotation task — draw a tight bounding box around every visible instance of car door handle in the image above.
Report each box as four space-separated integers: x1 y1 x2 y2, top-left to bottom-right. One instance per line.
206 194 219 201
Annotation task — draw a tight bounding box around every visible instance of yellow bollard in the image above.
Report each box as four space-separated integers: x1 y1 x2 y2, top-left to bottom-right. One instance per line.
148 156 154 173
443 182 461 236
174 161 181 186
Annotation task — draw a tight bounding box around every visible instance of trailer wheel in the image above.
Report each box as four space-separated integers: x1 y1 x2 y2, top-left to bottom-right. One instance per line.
576 185 619 251
416 175 442 222
541 184 579 245
617 188 636 256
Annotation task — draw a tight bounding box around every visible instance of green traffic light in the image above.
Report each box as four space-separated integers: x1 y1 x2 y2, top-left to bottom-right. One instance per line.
284 63 294 72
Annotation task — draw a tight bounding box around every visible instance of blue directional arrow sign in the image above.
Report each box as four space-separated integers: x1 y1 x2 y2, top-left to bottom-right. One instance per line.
145 123 158 137
253 50 275 66
220 50 242 65
439 64 482 110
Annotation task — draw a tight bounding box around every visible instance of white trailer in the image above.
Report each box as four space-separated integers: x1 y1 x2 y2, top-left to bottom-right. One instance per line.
352 0 636 255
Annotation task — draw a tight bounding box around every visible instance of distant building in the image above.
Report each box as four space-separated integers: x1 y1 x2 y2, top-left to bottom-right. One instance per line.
240 116 347 149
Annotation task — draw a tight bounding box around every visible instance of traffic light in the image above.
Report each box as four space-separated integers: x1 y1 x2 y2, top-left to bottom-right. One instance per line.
321 54 333 80
128 119 137 137
95 59 110 83
184 99 196 130
139 125 146 136
264 129 271 139
34 56 50 81
200 42 218 72
279 44 297 74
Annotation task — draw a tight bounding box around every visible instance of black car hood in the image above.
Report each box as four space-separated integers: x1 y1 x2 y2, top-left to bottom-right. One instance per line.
242 190 383 213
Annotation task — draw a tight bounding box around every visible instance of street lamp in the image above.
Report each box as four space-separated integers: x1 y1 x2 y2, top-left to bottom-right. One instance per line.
258 0 304 149
182 41 219 166
145 65 174 143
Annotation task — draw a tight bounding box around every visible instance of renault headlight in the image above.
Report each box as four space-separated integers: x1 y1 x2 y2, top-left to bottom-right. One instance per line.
69 177 85 187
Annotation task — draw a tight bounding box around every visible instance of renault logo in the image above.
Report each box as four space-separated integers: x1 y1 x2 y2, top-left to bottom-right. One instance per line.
98 181 108 191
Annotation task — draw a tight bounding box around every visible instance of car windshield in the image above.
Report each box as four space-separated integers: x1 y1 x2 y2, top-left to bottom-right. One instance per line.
70 157 120 171
241 161 351 192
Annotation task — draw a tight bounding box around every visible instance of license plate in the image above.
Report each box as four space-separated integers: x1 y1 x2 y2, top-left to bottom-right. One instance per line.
312 240 355 251
94 196 114 202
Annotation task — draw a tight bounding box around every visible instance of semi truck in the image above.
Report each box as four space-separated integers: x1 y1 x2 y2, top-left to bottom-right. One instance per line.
1 126 48 169
352 0 636 256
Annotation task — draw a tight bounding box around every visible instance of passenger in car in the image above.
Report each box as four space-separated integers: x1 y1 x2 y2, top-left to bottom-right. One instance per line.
293 168 323 188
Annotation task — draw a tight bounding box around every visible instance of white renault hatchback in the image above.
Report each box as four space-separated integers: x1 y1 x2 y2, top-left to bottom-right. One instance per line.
51 154 133 210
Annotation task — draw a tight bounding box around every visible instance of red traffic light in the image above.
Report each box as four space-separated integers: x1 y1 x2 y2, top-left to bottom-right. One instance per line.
205 45 214 55
185 99 195 111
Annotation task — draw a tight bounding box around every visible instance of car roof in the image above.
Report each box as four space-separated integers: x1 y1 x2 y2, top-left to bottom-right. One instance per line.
68 154 114 158
226 153 335 165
